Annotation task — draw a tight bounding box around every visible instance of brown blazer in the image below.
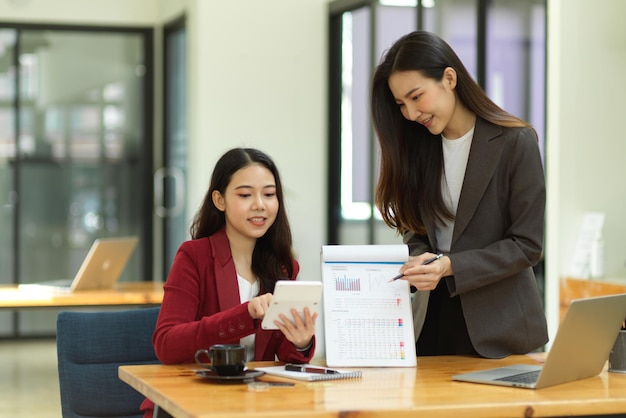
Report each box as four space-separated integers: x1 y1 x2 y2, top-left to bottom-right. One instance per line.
405 117 548 359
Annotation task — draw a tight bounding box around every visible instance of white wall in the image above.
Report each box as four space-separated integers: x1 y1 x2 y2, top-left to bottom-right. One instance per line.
183 0 328 283
545 0 626 342
554 0 626 280
184 0 329 356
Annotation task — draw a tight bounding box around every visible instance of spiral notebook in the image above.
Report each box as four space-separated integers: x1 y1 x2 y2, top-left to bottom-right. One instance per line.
255 364 362 381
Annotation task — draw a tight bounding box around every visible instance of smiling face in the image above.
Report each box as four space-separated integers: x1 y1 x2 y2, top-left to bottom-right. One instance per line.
388 68 462 138
212 163 279 245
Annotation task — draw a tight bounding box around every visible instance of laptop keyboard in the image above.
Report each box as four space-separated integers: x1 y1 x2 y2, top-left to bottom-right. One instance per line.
494 370 540 384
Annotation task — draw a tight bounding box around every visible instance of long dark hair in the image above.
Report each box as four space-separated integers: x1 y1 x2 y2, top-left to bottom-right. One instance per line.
190 148 294 292
371 30 530 235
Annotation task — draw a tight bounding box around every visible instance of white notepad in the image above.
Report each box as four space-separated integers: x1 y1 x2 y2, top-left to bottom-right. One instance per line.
255 364 362 381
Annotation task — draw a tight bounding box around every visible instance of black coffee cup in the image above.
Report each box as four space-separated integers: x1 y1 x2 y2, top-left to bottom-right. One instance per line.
195 344 246 376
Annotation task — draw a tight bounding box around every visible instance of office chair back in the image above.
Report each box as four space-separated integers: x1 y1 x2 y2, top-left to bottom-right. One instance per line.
56 307 160 418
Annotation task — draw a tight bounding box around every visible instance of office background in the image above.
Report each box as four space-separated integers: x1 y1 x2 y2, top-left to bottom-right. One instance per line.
0 0 625 358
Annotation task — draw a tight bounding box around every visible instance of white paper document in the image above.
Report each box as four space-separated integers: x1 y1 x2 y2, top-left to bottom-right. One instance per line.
568 212 605 278
321 245 416 367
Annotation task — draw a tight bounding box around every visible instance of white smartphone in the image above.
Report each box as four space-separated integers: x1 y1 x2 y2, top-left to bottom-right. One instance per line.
261 281 323 330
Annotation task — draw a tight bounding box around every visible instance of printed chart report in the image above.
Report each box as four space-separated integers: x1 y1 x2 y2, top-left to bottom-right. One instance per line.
322 245 416 367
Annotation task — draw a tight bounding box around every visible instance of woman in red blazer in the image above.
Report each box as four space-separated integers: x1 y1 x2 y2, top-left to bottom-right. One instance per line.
371 31 548 359
142 148 317 417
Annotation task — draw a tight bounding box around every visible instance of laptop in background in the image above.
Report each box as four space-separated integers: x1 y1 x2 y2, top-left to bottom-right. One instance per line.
18 236 138 293
452 293 626 389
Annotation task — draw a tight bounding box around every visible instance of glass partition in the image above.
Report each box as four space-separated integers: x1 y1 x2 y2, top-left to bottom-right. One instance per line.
0 29 16 288
422 0 478 77
0 25 151 336
328 0 545 246
332 2 418 245
16 29 146 286
486 0 546 156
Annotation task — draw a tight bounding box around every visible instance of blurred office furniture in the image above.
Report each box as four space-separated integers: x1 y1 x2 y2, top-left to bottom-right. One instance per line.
0 282 163 310
560 277 626 322
56 307 160 418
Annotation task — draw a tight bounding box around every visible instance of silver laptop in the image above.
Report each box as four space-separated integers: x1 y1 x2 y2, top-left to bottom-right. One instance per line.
452 293 626 389
18 236 138 293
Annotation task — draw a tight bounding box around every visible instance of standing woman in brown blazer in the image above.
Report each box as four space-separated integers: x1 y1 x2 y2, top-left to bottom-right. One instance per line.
371 31 548 359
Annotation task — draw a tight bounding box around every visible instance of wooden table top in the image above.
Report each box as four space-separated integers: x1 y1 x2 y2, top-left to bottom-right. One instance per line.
119 355 626 418
0 281 163 309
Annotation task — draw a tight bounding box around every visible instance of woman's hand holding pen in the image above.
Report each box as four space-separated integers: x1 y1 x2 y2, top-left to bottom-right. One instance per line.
397 253 453 291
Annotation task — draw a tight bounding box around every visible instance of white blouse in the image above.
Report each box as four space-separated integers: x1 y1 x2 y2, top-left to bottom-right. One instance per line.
237 274 260 361
437 126 474 253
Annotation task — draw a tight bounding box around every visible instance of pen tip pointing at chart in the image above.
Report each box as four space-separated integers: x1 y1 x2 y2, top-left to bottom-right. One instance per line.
389 254 443 282
389 273 404 282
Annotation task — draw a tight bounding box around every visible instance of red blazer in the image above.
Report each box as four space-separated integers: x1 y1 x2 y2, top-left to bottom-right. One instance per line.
141 228 314 417
152 227 315 364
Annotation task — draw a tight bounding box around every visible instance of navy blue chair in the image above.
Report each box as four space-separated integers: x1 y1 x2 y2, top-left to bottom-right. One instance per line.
56 307 161 418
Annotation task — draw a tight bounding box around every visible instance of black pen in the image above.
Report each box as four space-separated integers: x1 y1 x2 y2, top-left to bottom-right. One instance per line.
285 364 339 374
388 253 443 282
